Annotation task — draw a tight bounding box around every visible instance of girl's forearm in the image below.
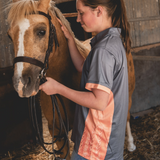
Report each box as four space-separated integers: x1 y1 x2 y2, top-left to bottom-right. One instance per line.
68 38 85 72
57 82 109 111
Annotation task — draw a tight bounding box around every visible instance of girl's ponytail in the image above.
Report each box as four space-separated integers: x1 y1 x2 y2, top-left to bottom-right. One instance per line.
112 0 131 54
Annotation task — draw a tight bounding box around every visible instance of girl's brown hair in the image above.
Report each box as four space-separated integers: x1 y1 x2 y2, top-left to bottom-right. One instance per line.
80 0 131 54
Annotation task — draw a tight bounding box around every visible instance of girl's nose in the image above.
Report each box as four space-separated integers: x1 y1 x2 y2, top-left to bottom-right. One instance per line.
76 13 81 23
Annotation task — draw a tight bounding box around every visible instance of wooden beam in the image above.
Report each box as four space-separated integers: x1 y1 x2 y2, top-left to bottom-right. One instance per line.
159 0 160 15
62 13 160 21
133 55 160 61
131 42 160 53
129 16 160 22
63 12 78 18
54 0 75 4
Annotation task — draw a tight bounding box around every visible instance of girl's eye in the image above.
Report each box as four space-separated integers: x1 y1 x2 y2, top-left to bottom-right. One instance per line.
80 12 84 15
78 10 84 16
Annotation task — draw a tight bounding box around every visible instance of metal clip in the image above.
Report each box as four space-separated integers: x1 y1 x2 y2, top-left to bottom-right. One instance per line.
39 68 46 79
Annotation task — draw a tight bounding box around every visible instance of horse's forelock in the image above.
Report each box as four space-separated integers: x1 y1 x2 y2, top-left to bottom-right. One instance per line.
7 0 39 26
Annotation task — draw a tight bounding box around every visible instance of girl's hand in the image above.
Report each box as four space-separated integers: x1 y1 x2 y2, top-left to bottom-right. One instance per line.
39 77 60 95
57 18 73 41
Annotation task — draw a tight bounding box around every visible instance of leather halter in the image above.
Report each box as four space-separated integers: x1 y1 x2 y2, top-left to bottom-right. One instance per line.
13 11 59 79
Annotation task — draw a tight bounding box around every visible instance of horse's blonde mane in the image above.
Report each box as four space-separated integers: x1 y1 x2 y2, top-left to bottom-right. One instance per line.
7 0 89 57
51 5 89 58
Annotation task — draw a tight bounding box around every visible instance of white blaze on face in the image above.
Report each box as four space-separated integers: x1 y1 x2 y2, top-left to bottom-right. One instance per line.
15 18 30 96
17 18 30 77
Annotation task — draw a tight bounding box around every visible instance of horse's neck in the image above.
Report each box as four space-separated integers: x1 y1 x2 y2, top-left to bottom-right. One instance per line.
47 12 89 81
47 32 74 75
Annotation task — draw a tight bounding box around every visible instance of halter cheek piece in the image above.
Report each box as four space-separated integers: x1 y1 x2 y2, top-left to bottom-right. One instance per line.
13 11 59 81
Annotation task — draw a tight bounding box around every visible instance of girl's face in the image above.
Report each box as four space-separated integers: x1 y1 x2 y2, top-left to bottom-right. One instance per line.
76 0 100 33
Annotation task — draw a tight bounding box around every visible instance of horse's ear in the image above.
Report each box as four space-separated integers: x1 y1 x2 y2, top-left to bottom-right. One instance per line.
38 0 51 13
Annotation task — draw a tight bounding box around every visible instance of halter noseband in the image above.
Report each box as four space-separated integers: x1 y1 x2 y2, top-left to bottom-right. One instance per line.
13 11 59 79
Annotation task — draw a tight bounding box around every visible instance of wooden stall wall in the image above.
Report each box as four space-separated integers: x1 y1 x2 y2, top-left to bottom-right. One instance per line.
123 0 160 113
0 0 14 68
124 0 160 47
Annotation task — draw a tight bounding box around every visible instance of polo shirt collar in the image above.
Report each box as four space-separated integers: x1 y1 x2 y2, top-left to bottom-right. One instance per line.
90 27 121 48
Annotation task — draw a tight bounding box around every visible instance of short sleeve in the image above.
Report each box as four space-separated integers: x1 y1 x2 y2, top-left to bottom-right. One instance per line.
85 48 115 94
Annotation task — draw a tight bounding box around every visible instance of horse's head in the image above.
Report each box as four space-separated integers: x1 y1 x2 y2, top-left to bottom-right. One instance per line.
7 0 59 97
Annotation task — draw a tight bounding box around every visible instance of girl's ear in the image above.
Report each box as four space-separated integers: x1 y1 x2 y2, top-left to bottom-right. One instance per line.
96 6 103 17
38 0 51 13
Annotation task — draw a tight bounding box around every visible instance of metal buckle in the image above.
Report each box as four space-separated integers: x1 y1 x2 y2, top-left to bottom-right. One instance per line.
39 68 46 79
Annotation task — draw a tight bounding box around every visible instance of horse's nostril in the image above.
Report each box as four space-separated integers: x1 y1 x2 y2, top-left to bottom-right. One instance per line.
24 76 31 88
27 76 31 85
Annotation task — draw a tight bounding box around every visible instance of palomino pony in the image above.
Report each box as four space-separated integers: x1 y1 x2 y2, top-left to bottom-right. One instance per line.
7 0 135 159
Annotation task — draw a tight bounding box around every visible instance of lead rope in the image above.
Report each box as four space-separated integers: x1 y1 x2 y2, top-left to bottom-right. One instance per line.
29 78 69 160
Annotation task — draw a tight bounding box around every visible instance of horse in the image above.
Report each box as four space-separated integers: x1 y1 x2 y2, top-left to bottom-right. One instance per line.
7 0 136 159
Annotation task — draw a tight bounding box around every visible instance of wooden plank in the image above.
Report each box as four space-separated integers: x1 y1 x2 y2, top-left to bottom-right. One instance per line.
140 20 145 46
130 22 135 47
124 0 132 19
130 19 160 47
129 16 160 22
151 20 156 44
146 0 151 17
125 0 159 19
140 0 144 17
135 0 141 18
141 21 148 46
63 12 77 18
159 0 160 15
130 17 160 47
133 56 160 61
131 42 160 53
0 0 14 68
54 0 75 4
130 44 160 113
134 21 141 47
63 14 160 22
131 57 160 113
0 0 6 67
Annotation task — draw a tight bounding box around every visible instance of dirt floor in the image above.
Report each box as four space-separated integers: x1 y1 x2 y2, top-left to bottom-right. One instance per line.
124 106 160 160
0 106 160 160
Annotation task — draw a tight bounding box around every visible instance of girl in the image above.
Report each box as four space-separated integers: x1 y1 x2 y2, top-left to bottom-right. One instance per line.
39 0 131 159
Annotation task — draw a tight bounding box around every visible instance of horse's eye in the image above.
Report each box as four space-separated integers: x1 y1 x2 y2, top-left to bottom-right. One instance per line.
38 30 46 37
